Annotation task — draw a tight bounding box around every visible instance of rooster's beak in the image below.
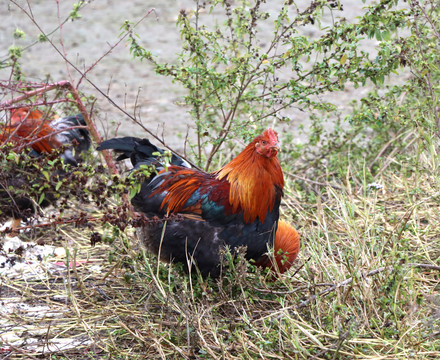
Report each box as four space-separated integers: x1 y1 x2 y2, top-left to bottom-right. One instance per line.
271 143 281 153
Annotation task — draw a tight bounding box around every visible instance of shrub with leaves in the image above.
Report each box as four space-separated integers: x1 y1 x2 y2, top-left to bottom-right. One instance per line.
122 0 415 171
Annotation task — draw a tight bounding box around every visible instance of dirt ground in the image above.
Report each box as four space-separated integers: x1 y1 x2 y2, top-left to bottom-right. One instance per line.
0 0 377 151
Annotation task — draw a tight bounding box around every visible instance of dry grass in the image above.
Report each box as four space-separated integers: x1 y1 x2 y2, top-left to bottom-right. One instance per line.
1 138 440 359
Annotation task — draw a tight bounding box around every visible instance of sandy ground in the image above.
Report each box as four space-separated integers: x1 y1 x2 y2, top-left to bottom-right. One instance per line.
0 0 379 151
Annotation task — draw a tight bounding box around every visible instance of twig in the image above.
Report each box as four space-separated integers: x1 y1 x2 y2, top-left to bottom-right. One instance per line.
0 216 100 234
0 339 40 360
2 99 69 111
408 263 440 271
0 81 71 107
3 124 88 153
413 330 440 347
297 263 440 308
368 128 407 170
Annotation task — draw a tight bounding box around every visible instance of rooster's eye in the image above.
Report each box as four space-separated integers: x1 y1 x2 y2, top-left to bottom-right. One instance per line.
261 140 267 145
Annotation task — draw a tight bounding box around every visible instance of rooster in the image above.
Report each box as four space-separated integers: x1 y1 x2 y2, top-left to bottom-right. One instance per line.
98 129 298 277
0 107 91 230
2 107 90 166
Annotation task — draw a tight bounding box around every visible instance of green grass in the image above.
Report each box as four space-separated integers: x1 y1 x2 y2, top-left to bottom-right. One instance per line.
2 134 440 359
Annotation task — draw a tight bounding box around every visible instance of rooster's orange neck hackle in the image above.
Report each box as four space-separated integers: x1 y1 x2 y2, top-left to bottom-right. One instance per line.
1 107 61 153
216 128 284 223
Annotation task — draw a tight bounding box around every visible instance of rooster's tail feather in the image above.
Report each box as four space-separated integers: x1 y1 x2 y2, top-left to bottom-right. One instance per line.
97 137 189 168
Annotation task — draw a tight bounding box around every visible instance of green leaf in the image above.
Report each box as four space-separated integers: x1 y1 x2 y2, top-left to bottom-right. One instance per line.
375 29 382 41
130 187 139 200
13 28 25 39
382 31 391 41
340 53 348 65
42 171 50 182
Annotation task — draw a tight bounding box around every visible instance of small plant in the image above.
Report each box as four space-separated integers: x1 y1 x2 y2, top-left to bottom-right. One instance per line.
123 0 414 171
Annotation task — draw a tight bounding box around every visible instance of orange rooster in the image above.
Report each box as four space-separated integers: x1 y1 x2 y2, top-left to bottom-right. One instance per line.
0 107 91 229
2 107 90 165
98 129 300 277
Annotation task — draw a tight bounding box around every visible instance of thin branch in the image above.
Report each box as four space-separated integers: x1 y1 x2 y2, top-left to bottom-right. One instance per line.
408 263 440 271
4 124 88 153
297 263 440 308
0 341 40 360
0 80 71 107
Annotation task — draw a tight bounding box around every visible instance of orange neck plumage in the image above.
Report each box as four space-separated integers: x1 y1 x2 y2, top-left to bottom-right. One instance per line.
1 108 60 153
215 140 284 223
